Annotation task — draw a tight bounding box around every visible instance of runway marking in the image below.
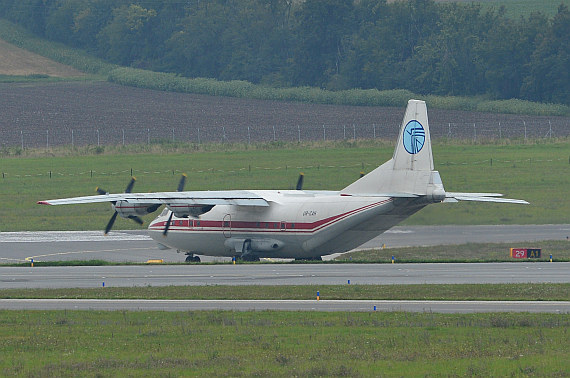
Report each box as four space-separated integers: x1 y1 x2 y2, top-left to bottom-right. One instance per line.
0 231 150 243
25 247 158 262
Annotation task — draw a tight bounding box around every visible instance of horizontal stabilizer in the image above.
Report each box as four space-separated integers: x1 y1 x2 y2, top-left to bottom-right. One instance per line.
342 192 419 198
445 193 529 205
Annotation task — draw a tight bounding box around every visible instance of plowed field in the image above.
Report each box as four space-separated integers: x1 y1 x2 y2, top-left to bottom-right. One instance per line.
1 81 568 148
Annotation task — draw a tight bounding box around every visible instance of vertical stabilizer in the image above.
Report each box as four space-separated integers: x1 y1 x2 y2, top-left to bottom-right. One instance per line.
392 99 433 171
342 99 440 197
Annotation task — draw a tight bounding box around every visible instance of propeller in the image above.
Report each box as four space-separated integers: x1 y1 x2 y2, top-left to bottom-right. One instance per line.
97 177 143 235
296 173 304 190
163 174 187 236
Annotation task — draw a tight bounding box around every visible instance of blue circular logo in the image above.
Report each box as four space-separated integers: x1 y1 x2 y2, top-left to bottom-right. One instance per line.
403 120 425 154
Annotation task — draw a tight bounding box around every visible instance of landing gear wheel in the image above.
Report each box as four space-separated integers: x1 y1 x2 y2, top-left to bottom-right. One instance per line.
185 255 201 263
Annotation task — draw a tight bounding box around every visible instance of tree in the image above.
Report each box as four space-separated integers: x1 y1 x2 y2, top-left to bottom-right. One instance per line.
522 4 570 104
289 0 355 88
97 4 157 66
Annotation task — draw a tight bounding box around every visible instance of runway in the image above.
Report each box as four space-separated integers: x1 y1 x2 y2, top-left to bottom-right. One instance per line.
1 298 568 313
0 262 568 289
1 226 568 313
1 224 568 263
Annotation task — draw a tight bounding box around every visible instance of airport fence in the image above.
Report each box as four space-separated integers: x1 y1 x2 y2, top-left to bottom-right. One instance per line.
2 119 569 149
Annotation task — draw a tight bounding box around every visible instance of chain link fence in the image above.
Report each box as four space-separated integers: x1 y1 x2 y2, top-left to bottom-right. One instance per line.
3 119 568 149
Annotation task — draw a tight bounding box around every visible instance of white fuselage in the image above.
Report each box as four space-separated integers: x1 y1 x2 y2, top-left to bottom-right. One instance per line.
148 190 426 259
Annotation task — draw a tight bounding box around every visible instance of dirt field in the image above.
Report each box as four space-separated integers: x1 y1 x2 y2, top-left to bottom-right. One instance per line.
0 81 568 148
0 36 567 148
0 38 84 78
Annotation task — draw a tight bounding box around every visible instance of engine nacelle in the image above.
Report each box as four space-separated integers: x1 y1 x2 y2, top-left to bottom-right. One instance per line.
167 203 215 218
113 201 160 219
224 238 284 254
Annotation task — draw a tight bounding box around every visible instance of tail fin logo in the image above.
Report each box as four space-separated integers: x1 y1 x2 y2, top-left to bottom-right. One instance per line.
403 121 425 154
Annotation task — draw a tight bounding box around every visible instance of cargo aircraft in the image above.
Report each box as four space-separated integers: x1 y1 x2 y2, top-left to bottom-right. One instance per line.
39 100 528 261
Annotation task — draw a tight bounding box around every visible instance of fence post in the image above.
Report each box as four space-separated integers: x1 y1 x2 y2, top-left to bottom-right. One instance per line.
499 122 501 139
549 120 552 139
122 129 125 146
297 125 300 143
147 128 150 144
323 124 326 141
373 123 376 139
353 124 356 140
46 129 49 149
248 126 251 145
473 123 476 142
343 124 346 139
273 125 276 141
21 130 23 150
97 129 100 146
197 127 200 144
71 129 74 148
524 121 527 141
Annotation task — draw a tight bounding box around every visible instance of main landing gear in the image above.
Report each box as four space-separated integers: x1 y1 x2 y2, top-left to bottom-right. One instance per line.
184 253 201 263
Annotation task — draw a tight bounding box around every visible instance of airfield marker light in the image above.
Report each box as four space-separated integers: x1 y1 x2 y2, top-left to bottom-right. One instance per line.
102 282 105 287
348 280 350 285
30 259 33 268
232 256 236 265
550 254 553 262
317 291 320 301
374 306 377 311
391 256 395 264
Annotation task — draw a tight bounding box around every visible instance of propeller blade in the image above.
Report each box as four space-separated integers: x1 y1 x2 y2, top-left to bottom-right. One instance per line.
177 174 187 192
163 211 174 237
104 211 118 235
128 215 144 225
124 177 136 193
296 173 304 190
96 187 108 195
163 174 188 236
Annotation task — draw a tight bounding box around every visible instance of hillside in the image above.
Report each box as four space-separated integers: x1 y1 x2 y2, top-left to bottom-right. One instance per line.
0 38 83 77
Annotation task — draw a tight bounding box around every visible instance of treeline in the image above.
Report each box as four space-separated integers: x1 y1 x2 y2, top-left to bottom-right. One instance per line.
0 0 568 105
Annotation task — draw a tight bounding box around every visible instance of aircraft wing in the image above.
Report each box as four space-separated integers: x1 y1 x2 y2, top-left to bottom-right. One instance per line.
38 190 270 207
444 192 529 205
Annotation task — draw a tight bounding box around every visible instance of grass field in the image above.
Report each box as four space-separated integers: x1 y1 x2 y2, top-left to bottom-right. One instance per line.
343 240 570 262
1 310 568 376
0 139 568 232
1 283 568 301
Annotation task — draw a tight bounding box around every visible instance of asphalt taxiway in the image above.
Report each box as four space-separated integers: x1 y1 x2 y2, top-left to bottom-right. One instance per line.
1 299 568 313
1 224 568 263
0 262 568 289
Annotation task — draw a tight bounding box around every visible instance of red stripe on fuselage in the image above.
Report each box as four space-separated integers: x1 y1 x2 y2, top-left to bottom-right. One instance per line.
149 198 392 234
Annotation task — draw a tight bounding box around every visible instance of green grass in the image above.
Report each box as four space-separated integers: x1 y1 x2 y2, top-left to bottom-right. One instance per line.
0 139 568 232
0 310 568 376
342 240 570 263
0 283 568 301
